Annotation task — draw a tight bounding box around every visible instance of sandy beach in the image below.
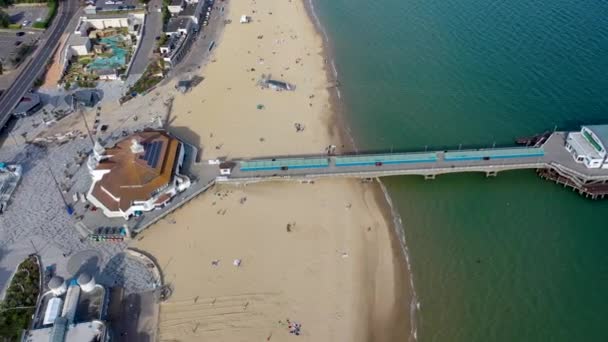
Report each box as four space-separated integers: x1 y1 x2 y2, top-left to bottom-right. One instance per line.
135 0 411 341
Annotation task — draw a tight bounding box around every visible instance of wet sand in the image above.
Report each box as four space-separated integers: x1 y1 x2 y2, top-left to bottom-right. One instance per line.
135 0 411 341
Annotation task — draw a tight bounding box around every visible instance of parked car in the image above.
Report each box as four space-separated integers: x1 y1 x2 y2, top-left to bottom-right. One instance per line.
16 31 25 37
14 41 22 46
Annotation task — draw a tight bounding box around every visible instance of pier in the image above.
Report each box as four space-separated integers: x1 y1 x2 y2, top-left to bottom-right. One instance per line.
66 128 608 236
219 132 608 199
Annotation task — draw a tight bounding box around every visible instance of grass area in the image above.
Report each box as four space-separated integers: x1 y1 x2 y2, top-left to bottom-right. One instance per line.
0 0 49 5
31 0 57 29
0 256 40 341
162 0 170 25
123 58 164 100
157 33 168 47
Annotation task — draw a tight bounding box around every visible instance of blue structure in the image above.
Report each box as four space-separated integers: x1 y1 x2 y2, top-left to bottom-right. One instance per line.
240 158 329 171
335 152 437 167
444 147 544 162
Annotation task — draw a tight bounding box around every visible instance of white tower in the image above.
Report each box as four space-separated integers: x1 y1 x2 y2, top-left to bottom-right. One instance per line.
48 276 67 296
77 273 96 293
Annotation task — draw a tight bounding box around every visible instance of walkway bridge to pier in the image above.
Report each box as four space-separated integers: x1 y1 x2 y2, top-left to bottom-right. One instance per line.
219 132 608 199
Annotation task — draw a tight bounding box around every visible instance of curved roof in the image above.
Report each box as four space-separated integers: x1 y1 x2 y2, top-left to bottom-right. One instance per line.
48 276 65 289
77 273 92 285
583 125 608 151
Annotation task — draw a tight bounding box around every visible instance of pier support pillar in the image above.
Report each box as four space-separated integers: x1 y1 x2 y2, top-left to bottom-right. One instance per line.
486 171 498 177
424 174 436 180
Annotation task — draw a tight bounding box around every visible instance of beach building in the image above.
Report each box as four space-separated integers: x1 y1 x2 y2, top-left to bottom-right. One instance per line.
161 0 211 68
86 130 191 219
97 68 119 80
565 125 608 169
165 17 192 36
72 89 101 108
11 93 41 117
25 274 110 342
168 0 185 14
179 3 201 25
67 35 92 56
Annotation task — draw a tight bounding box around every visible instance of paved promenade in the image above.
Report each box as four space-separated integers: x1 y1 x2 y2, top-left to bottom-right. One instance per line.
0 140 157 298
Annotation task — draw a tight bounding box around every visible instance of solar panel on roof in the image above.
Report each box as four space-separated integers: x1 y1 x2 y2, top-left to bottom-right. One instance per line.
142 143 152 160
148 141 164 168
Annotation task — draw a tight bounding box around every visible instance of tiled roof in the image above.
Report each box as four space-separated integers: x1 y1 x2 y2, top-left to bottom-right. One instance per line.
91 130 180 213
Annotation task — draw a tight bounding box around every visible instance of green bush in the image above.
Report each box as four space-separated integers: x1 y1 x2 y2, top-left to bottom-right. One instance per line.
8 23 21 29
0 256 40 341
0 9 10 28
31 0 57 29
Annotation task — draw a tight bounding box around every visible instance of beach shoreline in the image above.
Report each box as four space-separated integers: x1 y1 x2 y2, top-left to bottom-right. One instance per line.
304 0 415 338
303 0 357 153
134 0 412 340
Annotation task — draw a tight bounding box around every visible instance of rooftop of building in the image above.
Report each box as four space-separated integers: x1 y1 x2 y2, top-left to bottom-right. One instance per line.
583 125 608 152
25 319 106 342
179 3 197 17
95 68 118 76
90 130 181 212
72 90 101 107
166 16 191 33
569 132 602 159
67 34 90 46
12 93 41 115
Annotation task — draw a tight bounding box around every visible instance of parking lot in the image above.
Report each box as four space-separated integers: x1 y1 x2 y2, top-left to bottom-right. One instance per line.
0 31 41 70
6 5 49 28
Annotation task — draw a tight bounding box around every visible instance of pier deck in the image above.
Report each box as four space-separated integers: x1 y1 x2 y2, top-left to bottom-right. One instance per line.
225 132 608 185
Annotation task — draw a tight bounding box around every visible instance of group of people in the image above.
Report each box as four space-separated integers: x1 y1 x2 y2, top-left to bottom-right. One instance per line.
286 319 302 336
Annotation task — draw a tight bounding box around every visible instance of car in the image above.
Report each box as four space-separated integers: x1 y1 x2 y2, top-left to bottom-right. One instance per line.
14 41 22 46
375 161 383 166
16 31 25 37
155 35 161 40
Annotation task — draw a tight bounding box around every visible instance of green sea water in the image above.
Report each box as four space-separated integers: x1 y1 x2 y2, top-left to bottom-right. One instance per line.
312 0 608 340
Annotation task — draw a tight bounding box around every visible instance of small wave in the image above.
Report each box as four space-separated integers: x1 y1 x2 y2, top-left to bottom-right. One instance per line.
378 181 419 342
307 0 330 43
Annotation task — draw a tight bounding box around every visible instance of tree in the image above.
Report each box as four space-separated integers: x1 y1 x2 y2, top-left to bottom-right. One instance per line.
0 9 10 28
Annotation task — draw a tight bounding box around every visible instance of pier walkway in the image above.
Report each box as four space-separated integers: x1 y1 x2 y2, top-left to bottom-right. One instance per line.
226 132 608 180
221 132 608 197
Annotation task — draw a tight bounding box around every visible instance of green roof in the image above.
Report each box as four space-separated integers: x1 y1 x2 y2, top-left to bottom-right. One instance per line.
583 125 608 152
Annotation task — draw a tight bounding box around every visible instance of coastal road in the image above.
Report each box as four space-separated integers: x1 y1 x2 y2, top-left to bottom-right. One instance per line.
0 0 79 130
